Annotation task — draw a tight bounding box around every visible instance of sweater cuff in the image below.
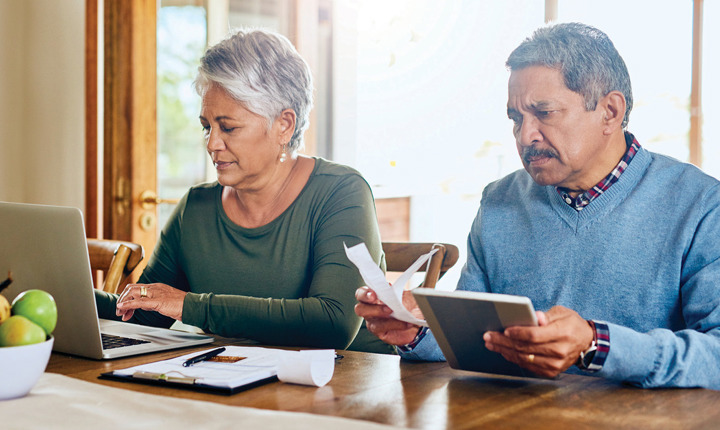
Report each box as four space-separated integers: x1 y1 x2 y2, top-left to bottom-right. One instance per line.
397 326 429 353
181 292 208 328
398 328 446 362
596 322 657 384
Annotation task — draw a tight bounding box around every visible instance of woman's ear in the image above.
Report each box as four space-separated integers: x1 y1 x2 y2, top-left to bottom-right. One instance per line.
600 91 626 135
275 109 297 143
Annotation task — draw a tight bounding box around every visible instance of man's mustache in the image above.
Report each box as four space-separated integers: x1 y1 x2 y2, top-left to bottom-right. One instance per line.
522 146 559 164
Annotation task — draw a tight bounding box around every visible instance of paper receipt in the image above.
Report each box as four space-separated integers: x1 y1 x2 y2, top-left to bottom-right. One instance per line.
276 349 335 387
344 242 437 327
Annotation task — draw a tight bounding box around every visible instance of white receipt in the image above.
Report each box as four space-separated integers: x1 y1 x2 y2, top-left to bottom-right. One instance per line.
277 349 335 387
344 242 436 327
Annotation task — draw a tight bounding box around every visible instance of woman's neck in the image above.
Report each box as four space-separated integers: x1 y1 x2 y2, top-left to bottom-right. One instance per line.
223 156 313 228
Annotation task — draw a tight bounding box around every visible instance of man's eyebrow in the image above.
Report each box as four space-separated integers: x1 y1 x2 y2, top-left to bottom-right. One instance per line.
529 101 554 111
507 107 520 116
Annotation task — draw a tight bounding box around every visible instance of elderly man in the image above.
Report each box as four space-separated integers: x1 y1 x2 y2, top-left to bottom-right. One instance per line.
355 22 720 389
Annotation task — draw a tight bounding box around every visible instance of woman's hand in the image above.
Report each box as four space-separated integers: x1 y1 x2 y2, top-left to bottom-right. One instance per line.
354 286 424 346
116 283 187 322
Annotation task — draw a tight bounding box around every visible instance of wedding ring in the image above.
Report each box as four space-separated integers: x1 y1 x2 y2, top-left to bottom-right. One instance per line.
140 285 148 298
527 354 535 363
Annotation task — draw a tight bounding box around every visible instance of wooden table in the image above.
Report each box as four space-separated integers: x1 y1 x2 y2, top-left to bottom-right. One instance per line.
47 338 720 429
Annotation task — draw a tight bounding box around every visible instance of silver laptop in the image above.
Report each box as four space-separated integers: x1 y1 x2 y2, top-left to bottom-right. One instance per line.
0 201 213 359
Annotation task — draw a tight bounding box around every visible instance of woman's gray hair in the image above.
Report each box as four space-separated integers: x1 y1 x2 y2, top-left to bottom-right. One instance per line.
506 22 633 129
194 29 314 151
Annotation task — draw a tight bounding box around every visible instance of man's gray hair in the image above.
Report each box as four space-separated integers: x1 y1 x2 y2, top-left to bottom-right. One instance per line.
507 22 633 129
195 29 314 151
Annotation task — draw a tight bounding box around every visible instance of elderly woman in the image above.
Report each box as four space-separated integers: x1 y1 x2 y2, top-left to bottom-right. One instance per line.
95 29 388 352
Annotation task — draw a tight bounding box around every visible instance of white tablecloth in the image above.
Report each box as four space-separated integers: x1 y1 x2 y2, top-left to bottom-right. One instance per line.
0 373 401 430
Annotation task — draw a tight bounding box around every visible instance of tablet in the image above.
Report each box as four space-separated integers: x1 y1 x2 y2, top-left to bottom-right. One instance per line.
412 289 544 379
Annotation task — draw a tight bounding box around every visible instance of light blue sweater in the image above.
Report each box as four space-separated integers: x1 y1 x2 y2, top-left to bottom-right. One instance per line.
403 147 720 389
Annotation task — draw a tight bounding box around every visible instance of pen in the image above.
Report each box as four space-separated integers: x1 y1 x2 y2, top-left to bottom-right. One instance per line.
182 347 226 367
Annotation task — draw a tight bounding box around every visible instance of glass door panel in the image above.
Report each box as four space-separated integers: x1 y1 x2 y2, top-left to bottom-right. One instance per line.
157 1 208 233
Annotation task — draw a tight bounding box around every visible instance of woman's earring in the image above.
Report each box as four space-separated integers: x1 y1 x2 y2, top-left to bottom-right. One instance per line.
279 144 288 163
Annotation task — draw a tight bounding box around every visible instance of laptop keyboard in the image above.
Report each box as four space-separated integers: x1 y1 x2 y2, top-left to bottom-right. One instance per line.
101 333 151 350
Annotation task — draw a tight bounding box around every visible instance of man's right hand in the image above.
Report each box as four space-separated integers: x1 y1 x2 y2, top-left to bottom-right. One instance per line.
354 286 424 346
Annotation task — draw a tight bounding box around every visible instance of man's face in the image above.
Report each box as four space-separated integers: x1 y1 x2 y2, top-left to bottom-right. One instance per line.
507 66 608 191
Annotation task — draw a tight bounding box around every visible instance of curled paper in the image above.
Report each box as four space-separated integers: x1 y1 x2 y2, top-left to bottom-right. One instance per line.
344 242 437 327
277 349 335 387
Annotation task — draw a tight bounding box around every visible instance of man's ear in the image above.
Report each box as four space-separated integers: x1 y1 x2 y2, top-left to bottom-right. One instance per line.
275 109 297 143
599 91 626 135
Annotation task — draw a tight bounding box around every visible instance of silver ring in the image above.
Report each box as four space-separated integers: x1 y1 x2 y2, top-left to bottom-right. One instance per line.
140 285 148 298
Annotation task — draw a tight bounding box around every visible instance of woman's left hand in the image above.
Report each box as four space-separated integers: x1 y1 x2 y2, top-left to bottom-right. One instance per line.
116 283 187 322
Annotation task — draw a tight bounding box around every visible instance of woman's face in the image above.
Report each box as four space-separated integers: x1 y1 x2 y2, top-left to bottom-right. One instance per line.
200 85 285 191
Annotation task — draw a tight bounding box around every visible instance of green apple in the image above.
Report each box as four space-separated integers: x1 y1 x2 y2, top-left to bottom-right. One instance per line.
0 294 10 324
0 315 47 346
11 290 57 335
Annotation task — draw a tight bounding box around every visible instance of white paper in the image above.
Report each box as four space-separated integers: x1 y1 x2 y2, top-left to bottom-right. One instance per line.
112 346 335 388
344 242 436 327
276 349 335 387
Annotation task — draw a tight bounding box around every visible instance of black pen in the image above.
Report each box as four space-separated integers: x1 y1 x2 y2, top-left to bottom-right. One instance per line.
182 347 226 367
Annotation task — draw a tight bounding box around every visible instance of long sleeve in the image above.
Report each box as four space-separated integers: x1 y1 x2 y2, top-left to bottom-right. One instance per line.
595 182 720 389
121 159 383 350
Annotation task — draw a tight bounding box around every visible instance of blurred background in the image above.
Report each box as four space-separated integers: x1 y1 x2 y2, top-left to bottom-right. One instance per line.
1 0 717 289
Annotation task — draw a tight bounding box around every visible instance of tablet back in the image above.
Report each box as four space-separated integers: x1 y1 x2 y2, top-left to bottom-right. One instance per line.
412 289 544 378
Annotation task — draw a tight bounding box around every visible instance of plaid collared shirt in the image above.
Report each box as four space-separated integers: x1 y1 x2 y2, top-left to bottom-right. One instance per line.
557 132 641 210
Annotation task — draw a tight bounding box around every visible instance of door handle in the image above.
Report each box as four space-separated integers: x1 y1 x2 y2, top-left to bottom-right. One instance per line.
139 190 180 210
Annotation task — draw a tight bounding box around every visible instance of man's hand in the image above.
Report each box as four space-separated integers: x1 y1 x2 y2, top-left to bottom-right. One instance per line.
354 286 424 346
116 283 187 322
482 306 594 378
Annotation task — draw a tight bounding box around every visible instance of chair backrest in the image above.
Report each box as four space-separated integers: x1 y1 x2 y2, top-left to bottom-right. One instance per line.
382 242 459 289
87 238 144 294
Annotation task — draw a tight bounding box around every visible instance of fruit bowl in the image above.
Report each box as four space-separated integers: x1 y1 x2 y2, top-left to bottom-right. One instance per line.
0 336 53 400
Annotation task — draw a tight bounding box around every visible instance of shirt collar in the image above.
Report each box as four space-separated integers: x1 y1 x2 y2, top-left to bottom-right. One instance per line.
556 132 641 211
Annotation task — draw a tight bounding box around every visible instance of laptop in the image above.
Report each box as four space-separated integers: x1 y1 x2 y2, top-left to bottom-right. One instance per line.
412 288 546 379
0 201 213 359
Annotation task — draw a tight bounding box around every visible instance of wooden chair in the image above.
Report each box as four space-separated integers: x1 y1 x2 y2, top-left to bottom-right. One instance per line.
87 239 144 294
382 242 459 289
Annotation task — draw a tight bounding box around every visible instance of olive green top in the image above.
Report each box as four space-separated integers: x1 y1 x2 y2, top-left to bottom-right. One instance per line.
96 158 392 352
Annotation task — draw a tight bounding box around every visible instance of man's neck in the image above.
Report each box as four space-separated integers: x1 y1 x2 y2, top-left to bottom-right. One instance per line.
572 132 629 194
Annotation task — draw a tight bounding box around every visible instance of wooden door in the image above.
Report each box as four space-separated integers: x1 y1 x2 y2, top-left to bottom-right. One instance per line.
100 0 158 277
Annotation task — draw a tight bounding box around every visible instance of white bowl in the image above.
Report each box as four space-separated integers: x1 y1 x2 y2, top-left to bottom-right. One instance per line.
0 336 53 400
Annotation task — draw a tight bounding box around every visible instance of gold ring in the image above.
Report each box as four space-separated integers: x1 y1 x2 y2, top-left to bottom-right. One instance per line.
140 285 147 298
527 354 535 363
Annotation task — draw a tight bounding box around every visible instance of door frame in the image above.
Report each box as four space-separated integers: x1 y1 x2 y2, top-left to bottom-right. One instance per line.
85 0 158 278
